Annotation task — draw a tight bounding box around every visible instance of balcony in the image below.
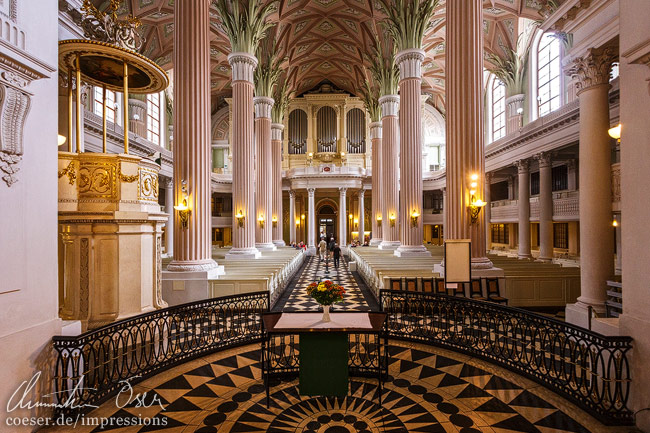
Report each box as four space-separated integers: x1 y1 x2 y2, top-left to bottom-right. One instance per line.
490 190 580 223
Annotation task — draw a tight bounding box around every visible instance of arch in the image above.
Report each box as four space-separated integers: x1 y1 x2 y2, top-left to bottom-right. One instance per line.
288 108 307 154
316 198 338 241
422 103 446 171
211 106 230 141
531 30 562 119
346 108 366 153
316 106 337 152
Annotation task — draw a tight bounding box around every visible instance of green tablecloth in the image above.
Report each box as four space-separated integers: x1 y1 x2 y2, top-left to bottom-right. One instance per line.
299 332 349 396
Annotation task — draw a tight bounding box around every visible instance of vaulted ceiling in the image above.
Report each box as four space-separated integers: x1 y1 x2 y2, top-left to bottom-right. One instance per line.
93 0 544 111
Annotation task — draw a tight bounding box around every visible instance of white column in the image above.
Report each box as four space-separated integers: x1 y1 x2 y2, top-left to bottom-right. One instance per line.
516 159 531 259
358 189 365 243
164 180 174 257
307 187 316 254
271 123 285 246
289 190 296 244
226 52 261 260
537 152 553 261
485 172 492 253
339 187 348 246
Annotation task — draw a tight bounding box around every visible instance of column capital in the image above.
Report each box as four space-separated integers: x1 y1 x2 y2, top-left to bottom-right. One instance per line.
358 188 365 198
338 187 348 196
378 94 399 117
307 187 316 196
253 96 274 118
395 48 425 80
160 175 173 189
369 121 382 139
228 52 258 83
535 151 553 168
289 189 295 198
271 122 284 141
567 158 577 170
485 172 493 183
566 46 617 95
514 159 529 173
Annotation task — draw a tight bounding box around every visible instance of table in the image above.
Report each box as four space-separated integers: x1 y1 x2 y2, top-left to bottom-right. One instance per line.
262 311 387 407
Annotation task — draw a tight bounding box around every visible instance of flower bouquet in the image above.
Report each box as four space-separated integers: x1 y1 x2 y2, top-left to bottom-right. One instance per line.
306 280 345 322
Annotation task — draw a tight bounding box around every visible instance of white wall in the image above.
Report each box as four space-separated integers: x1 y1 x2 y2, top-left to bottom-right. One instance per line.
619 1 650 431
0 0 61 429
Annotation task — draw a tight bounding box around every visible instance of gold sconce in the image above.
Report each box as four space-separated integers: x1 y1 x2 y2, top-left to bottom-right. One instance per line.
612 215 619 227
235 209 245 228
410 210 420 227
301 213 305 221
258 214 265 228
467 173 486 224
608 124 621 142
272 216 278 228
295 218 301 226
376 215 382 227
389 213 396 227
307 152 314 166
174 180 190 229
354 218 359 229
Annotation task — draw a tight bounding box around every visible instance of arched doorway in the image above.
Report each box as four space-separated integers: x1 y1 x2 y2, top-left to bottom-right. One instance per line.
316 201 337 242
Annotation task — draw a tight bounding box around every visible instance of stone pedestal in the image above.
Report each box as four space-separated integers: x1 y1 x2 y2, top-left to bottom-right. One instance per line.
272 123 285 246
167 0 219 273
378 95 400 250
445 0 492 269
369 122 383 245
565 47 617 323
254 96 276 251
395 49 430 257
58 153 170 330
226 52 261 260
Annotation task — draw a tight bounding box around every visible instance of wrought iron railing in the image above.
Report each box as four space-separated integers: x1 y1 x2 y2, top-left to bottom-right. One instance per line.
52 292 269 414
379 290 633 425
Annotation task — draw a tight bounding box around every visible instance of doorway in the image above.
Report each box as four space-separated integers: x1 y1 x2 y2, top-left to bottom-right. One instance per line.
317 204 337 242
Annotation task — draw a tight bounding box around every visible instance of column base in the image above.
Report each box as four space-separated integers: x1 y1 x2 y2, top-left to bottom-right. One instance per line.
394 245 431 257
565 300 606 329
379 240 401 250
162 266 226 306
471 256 494 269
255 242 277 251
517 253 532 260
273 240 286 247
369 238 382 246
225 247 262 260
167 258 221 273
536 257 553 262
306 246 317 256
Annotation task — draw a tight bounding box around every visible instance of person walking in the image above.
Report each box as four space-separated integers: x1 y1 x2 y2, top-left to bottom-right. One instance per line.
319 238 327 261
333 243 341 268
328 237 336 259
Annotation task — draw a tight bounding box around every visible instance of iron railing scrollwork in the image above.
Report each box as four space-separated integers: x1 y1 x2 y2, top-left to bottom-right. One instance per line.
379 290 633 425
52 291 269 415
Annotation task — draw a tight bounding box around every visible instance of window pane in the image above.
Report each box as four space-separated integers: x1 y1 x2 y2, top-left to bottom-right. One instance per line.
537 33 561 117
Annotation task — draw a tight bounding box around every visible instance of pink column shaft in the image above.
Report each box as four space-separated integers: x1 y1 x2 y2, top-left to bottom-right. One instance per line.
168 0 217 271
254 97 274 250
370 122 383 245
271 124 285 246
445 0 491 268
379 96 400 250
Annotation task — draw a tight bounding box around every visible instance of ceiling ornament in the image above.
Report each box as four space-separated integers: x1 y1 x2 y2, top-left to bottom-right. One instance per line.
80 0 145 51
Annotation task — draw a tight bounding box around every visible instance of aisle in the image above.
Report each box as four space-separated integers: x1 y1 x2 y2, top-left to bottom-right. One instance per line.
275 255 376 312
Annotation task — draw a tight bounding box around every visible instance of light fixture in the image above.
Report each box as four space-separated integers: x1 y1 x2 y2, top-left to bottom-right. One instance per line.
349 213 353 220
410 210 420 227
295 218 300 226
608 124 621 142
354 218 359 229
174 180 190 229
307 152 314 166
301 213 305 220
376 215 382 227
272 216 278 228
470 182 478 188
516 107 524 115
133 114 140 121
341 152 346 158
235 209 245 228
258 214 265 228
468 173 486 224
470 173 479 181
58 134 67 146
612 215 619 227
389 213 396 227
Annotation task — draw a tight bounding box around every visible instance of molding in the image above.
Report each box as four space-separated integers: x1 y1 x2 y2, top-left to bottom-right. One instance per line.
378 94 399 117
228 52 257 83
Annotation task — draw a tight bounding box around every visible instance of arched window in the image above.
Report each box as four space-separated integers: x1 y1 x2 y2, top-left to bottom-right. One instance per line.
492 79 506 141
146 93 161 145
94 87 116 123
537 32 561 117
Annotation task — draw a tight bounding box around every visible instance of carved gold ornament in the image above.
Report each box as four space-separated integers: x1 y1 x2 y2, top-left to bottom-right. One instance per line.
58 161 77 185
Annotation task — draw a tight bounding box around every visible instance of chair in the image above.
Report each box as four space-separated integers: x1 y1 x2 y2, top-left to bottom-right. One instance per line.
451 283 466 297
486 278 507 304
421 278 435 293
388 278 402 291
405 277 418 292
435 278 447 295
468 279 486 301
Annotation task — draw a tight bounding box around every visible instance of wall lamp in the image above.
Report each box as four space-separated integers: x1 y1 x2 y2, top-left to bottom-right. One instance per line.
58 134 67 147
295 218 301 226
307 152 314 166
235 209 245 228
174 180 190 229
389 213 396 227
376 215 382 227
468 173 486 224
258 214 265 228
354 218 359 229
410 210 420 227
612 215 619 227
608 124 621 142
272 216 278 228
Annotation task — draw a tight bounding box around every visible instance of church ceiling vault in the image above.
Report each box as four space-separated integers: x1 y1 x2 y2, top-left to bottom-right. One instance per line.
91 0 543 110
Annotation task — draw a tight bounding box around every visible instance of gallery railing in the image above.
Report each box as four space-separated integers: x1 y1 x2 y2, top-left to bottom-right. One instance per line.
52 291 269 415
379 290 633 425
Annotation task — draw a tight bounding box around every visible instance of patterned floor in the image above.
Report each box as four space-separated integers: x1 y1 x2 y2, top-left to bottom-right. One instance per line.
275 255 375 312
54 340 619 433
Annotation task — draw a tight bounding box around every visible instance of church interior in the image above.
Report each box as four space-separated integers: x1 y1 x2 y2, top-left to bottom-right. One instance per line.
1 0 650 431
